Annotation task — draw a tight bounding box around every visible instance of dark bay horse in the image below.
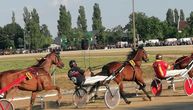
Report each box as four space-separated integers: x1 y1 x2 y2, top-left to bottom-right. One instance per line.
174 53 193 77
0 50 64 109
100 46 151 104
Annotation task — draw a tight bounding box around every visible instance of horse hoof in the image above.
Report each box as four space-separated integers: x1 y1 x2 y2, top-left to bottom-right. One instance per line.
149 97 152 101
56 100 61 106
125 100 131 104
142 97 149 101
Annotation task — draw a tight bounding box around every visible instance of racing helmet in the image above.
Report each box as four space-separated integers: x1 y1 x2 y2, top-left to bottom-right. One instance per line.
156 54 163 60
69 60 77 68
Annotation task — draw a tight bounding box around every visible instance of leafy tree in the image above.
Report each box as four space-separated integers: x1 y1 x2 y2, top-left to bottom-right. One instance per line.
92 3 105 48
23 7 31 50
3 12 24 49
77 6 87 32
23 7 52 51
166 9 174 26
29 9 41 50
187 11 193 36
12 11 16 24
180 9 185 21
3 23 24 49
57 5 72 37
0 34 11 49
40 24 53 48
174 9 179 25
57 5 72 49
92 3 103 31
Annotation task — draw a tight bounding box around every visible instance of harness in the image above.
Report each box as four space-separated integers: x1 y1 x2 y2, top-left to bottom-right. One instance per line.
113 60 136 81
128 60 136 81
27 67 39 77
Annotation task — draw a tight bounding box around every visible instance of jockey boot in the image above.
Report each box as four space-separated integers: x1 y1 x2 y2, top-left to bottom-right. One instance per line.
120 91 131 104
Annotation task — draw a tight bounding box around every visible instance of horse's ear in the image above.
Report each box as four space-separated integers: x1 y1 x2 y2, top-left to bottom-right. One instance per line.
51 49 60 54
36 58 40 62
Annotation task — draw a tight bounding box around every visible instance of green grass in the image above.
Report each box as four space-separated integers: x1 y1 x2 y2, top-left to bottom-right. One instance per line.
0 47 192 79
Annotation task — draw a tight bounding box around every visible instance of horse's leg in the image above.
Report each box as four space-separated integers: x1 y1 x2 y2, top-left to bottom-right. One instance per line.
44 85 62 106
30 91 37 110
135 80 151 101
114 77 131 104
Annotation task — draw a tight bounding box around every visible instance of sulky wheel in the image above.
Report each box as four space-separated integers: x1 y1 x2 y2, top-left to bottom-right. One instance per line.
0 99 14 110
151 79 162 96
72 88 88 108
184 78 193 96
104 88 120 109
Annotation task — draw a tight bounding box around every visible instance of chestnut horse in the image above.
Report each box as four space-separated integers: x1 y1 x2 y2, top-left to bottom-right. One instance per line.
0 50 64 109
174 53 193 77
100 46 151 104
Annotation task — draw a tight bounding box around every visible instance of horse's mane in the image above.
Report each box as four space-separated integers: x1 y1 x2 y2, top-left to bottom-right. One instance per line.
126 45 145 60
32 57 46 67
127 49 137 60
31 51 58 67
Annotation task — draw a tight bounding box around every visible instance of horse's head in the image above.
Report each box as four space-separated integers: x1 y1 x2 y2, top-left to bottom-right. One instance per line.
134 45 149 62
49 50 64 69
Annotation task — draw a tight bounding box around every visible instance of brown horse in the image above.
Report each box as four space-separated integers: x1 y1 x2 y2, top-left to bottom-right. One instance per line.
0 50 64 109
174 53 193 77
100 46 151 104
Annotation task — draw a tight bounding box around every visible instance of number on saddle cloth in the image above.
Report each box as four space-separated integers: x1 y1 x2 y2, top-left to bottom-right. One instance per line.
129 60 135 67
26 72 33 80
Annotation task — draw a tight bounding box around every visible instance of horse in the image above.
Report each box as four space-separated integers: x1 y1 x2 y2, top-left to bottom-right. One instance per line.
0 50 64 109
174 53 193 77
100 45 151 104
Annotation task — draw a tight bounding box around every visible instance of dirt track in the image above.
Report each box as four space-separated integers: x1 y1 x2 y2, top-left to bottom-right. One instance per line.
11 81 193 110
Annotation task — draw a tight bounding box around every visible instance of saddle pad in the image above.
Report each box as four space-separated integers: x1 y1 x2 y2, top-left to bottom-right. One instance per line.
84 76 108 85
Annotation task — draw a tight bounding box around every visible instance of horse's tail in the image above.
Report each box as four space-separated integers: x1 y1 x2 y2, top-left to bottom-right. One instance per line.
97 64 110 76
174 56 188 69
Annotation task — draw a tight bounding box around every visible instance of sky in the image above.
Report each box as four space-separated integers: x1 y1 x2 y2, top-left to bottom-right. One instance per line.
1 0 193 38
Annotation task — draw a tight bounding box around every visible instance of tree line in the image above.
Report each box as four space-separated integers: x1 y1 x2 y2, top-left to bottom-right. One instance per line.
0 3 193 52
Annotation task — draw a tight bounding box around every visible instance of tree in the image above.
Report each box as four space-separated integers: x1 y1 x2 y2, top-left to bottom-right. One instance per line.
166 9 174 26
92 3 105 48
187 11 193 36
3 12 24 49
77 6 87 32
57 5 72 37
12 11 15 24
180 9 185 21
57 5 72 49
23 7 31 50
23 7 51 51
29 9 41 50
40 24 53 48
92 3 103 31
174 9 179 25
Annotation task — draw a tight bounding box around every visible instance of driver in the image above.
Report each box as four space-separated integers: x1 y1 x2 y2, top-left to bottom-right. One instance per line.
68 60 108 86
152 54 190 79
68 60 85 86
